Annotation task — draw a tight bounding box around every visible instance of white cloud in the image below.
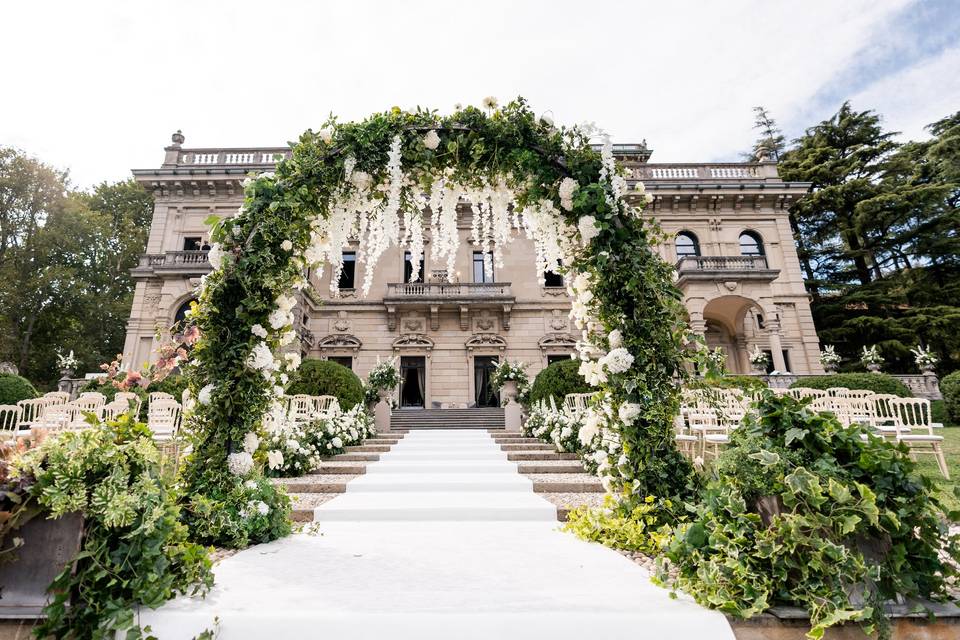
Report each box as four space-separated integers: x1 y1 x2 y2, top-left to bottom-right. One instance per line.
0 0 944 186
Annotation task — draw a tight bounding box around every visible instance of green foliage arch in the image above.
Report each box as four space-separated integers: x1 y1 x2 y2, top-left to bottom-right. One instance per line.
184 98 692 545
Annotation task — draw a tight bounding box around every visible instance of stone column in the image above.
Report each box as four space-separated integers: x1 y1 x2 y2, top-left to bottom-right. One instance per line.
735 337 751 374
767 329 787 373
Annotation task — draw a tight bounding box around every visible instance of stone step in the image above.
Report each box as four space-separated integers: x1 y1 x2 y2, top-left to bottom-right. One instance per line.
324 452 380 462
282 481 348 493
345 473 533 493
312 491 557 522
507 452 579 461
316 462 368 474
345 444 393 453
517 462 585 474
533 480 604 493
499 443 555 451
365 461 518 474
492 437 540 444
379 451 506 461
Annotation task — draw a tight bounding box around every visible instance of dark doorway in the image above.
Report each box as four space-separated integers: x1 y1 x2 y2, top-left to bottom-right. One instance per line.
474 356 499 407
400 356 426 408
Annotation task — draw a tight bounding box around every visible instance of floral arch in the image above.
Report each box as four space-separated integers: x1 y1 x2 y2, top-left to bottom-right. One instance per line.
183 98 693 545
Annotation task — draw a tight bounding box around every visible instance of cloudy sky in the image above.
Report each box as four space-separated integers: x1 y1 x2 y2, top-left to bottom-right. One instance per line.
3 0 959 188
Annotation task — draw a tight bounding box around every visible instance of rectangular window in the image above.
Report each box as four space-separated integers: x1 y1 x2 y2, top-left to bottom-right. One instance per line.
339 252 356 289
473 252 494 283
544 269 564 287
183 236 202 251
547 354 569 366
404 251 424 283
328 356 352 370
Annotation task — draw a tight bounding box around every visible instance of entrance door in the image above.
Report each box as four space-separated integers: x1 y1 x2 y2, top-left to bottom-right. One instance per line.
399 356 426 408
473 356 499 408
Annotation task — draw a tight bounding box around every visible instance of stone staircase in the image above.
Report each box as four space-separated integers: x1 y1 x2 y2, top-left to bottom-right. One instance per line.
389 407 505 430
279 429 604 522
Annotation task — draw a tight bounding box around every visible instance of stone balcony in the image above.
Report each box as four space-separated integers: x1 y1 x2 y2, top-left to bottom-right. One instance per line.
674 255 779 286
383 281 516 332
132 250 211 278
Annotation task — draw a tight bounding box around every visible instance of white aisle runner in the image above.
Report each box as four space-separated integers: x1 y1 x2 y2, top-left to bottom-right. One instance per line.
138 430 734 639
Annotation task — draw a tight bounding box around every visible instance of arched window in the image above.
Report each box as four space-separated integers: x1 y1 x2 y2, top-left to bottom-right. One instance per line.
172 298 196 333
675 231 700 258
739 231 764 256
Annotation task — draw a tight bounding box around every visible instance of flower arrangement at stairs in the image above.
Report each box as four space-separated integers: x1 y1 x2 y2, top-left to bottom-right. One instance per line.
490 360 530 406
264 404 376 478
819 344 841 372
184 96 692 547
911 344 938 373
748 345 770 373
366 357 401 409
860 344 884 373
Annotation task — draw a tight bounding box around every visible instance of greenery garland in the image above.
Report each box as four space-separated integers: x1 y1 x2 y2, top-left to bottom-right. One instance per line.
183 97 693 544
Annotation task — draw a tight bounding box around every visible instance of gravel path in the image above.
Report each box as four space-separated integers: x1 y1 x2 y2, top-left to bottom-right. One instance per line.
271 474 359 485
541 492 606 510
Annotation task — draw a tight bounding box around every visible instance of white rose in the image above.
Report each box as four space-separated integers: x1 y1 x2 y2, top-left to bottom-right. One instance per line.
275 294 297 313
244 479 258 490
247 342 274 371
268 450 284 469
281 240 293 251
198 383 214 405
251 324 268 339
331 436 343 449
608 329 623 349
578 216 600 244
243 432 260 454
319 128 333 144
600 347 634 374
423 130 441 150
268 309 290 330
284 352 302 370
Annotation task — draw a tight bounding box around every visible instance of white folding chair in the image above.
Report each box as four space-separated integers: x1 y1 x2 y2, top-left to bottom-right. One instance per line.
564 393 592 414
114 392 142 416
148 399 182 441
43 391 71 404
890 397 949 479
17 397 57 429
287 394 314 423
313 395 341 418
149 392 174 405
72 395 105 424
0 405 21 444
37 404 74 431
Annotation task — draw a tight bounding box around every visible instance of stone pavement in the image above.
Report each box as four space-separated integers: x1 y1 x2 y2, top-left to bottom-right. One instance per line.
137 430 735 639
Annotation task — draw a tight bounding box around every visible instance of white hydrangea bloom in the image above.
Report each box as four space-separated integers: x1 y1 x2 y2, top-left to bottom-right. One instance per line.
318 128 333 144
268 309 291 330
227 452 254 476
207 243 224 270
618 402 642 425
198 383 214 405
423 130 441 150
281 240 293 251
600 347 634 374
256 501 270 516
578 215 600 244
558 178 578 211
331 436 343 449
251 324 268 339
608 329 623 349
284 352 301 370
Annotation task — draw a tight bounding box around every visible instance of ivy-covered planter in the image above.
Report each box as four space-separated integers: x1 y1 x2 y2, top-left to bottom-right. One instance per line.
0 513 83 617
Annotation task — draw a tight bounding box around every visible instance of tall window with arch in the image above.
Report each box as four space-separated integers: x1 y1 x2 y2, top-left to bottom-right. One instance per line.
739 230 764 257
675 231 700 259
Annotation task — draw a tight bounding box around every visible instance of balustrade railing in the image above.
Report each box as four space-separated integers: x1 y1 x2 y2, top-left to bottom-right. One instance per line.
676 255 769 271
138 251 210 269
634 163 770 181
174 149 290 167
386 282 512 298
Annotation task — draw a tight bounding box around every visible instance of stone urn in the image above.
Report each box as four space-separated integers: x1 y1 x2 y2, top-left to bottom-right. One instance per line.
866 363 882 373
920 364 936 375
824 363 838 373
500 380 519 405
750 363 767 375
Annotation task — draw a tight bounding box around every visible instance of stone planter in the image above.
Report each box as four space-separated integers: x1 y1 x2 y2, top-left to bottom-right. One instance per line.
500 380 519 404
823 363 838 373
866 363 882 373
920 364 936 375
0 512 83 617
750 363 767 375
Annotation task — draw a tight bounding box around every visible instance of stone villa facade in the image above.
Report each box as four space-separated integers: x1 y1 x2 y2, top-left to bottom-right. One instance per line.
122 132 824 408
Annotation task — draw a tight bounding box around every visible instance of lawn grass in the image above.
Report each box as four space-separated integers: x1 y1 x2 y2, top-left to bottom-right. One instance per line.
912 426 960 515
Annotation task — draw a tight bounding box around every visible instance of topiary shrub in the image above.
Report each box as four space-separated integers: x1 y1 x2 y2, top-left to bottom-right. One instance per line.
707 374 767 393
790 372 911 397
940 371 960 425
287 359 364 410
0 374 38 405
528 359 590 406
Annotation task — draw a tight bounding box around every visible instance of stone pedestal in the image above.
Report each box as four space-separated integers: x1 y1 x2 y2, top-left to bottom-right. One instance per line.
375 391 392 433
500 381 521 432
